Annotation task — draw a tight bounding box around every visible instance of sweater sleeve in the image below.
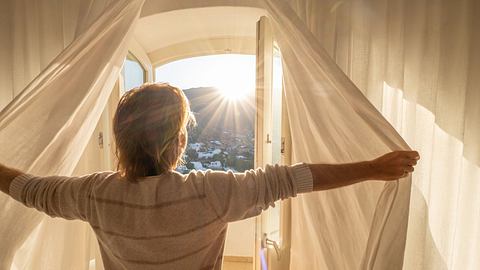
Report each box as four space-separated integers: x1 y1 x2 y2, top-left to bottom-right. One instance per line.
8 172 111 221
191 163 313 222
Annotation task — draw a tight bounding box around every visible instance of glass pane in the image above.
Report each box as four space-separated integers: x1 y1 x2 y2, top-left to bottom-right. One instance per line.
271 48 283 165
123 54 145 92
265 47 283 244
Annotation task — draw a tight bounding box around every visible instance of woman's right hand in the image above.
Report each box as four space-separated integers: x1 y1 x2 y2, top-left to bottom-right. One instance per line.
369 151 420 180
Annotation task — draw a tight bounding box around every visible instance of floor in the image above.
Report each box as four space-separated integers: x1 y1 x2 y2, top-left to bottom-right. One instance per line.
223 256 253 270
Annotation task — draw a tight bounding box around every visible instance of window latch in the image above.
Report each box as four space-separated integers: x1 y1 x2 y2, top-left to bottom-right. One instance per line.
98 132 104 149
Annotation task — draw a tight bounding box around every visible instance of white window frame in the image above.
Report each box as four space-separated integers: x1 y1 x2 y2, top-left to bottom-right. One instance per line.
255 16 293 270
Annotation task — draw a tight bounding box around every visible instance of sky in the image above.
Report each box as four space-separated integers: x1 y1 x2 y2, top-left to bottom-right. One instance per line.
155 54 256 99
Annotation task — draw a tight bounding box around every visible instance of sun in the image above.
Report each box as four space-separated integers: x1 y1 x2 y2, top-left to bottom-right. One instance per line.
216 84 250 101
213 73 253 101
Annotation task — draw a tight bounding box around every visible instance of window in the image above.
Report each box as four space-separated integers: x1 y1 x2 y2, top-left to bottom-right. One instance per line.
155 54 256 174
256 17 289 269
122 52 146 92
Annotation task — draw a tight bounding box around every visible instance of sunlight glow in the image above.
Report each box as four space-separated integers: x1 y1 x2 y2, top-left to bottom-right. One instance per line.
155 54 255 102
155 54 256 135
214 84 250 101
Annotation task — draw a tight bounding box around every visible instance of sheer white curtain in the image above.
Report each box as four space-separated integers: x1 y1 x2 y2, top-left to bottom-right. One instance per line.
264 1 411 269
282 0 480 269
0 0 144 268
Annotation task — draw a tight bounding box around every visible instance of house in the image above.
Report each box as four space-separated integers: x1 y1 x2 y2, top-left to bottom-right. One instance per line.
208 161 222 169
198 149 222 159
198 152 214 159
190 162 204 171
188 143 203 151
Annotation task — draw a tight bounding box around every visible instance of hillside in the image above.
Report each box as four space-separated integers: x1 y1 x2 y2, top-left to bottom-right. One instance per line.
182 87 255 136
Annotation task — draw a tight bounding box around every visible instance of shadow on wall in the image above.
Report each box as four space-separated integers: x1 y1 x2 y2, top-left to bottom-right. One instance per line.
403 186 448 270
383 84 480 269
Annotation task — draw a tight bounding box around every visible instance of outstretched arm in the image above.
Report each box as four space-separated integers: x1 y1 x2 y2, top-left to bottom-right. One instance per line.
0 162 111 220
309 150 420 191
196 150 419 222
0 163 23 195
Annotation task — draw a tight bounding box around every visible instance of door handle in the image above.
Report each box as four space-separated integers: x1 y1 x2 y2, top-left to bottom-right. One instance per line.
261 233 281 260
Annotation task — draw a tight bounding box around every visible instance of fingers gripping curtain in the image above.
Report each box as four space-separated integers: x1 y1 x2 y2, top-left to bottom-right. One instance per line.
263 1 412 269
0 0 144 268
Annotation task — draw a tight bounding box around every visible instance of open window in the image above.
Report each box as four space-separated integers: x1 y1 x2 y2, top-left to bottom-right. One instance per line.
119 10 286 270
152 16 291 270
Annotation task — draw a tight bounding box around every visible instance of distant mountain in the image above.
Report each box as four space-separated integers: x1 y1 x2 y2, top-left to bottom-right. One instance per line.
182 87 254 135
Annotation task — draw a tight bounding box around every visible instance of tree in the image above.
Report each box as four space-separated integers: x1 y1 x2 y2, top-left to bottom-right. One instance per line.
186 162 195 170
185 148 198 160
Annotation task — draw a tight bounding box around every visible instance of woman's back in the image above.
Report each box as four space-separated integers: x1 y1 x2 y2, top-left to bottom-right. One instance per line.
89 171 229 269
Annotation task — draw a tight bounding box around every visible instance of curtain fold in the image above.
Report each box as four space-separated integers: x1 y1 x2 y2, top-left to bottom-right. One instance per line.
0 0 144 268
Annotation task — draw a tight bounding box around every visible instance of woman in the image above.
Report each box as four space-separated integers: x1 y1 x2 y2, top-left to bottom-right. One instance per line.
0 83 419 269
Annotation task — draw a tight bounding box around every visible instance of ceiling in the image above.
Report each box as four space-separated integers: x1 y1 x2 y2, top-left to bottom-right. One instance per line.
134 6 267 54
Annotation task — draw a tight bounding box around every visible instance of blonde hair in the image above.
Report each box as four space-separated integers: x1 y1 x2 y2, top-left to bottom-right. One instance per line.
113 83 195 181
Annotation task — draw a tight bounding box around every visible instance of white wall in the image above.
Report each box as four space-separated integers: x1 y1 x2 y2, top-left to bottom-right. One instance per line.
224 218 256 257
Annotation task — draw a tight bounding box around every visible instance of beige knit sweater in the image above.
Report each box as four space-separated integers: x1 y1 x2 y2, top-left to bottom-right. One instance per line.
9 164 313 270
